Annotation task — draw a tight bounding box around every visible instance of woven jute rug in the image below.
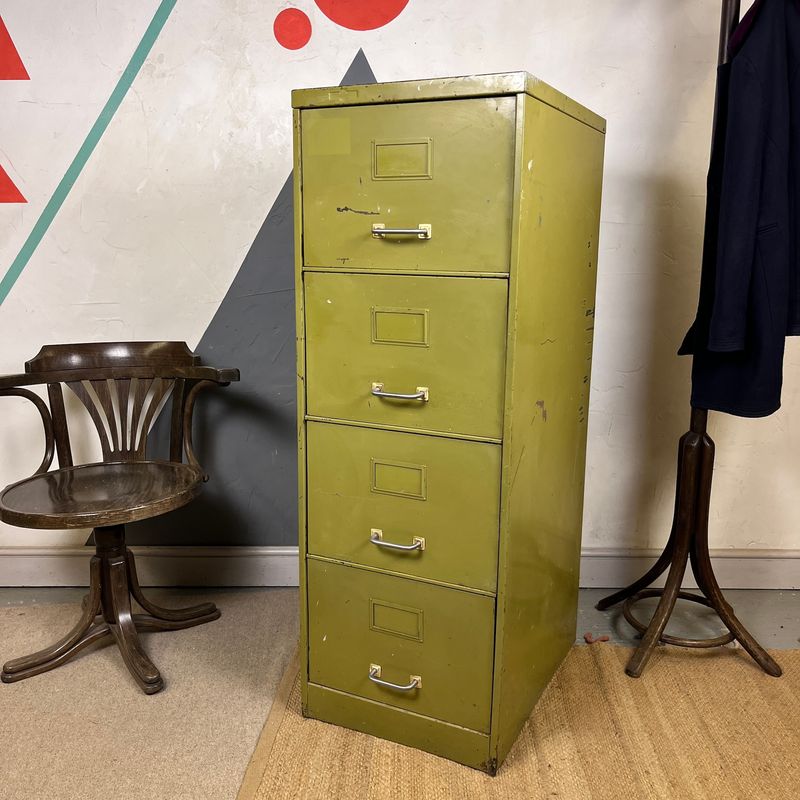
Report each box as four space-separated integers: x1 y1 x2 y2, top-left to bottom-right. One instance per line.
237 645 800 800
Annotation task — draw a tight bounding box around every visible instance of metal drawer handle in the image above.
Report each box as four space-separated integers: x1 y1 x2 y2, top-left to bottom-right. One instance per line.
372 223 432 240
368 664 422 692
371 382 429 401
370 528 426 552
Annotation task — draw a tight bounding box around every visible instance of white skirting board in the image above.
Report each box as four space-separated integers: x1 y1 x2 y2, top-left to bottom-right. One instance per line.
0 546 299 588
579 548 799 591
0 545 797 589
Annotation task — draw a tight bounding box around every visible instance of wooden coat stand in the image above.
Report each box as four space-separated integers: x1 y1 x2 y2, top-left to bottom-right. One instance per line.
596 0 783 680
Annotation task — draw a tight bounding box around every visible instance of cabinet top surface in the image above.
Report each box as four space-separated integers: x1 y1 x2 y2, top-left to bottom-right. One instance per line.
291 71 605 133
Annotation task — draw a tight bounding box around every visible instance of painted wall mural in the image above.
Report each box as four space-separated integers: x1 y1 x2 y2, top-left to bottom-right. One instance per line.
274 1 410 50
0 15 29 80
273 9 313 50
0 14 28 204
0 1 174 305
1 0 797 563
131 50 376 547
0 164 24 204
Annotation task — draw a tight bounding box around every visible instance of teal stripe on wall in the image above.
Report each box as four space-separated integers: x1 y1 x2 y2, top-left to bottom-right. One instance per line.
0 0 178 306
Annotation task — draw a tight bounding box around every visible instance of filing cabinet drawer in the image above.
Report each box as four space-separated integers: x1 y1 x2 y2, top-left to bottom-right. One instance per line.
307 559 495 733
301 97 516 273
307 422 501 592
304 272 508 439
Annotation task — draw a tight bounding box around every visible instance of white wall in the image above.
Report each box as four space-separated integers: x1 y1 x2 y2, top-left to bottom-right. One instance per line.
1 2 796 569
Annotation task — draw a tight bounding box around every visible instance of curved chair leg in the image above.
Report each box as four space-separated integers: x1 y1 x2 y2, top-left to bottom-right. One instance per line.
2 626 111 684
105 554 163 694
133 612 221 632
3 526 221 692
2 557 104 679
126 548 220 623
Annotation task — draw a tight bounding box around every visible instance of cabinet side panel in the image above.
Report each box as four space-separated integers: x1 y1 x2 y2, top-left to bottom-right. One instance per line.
295 109 310 708
491 97 605 764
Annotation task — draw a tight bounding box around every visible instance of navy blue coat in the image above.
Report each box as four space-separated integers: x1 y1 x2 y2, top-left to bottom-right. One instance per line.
680 0 800 416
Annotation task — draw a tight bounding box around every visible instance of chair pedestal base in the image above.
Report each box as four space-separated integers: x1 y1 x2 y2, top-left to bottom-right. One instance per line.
596 411 782 680
1 525 220 694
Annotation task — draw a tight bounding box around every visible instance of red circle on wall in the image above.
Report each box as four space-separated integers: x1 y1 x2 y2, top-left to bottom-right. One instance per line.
313 0 410 31
274 8 312 49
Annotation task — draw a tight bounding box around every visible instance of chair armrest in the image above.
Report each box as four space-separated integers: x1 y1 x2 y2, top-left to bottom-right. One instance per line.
215 368 240 384
0 386 56 476
0 373 48 391
179 366 240 384
180 369 239 477
181 378 236 480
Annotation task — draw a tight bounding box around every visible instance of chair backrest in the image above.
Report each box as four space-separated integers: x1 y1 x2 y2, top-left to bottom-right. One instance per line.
26 342 200 467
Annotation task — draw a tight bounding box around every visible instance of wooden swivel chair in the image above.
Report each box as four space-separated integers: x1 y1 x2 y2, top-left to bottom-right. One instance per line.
0 342 239 693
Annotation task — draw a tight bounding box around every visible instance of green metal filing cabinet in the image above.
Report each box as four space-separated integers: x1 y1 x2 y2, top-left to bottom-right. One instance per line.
293 72 605 774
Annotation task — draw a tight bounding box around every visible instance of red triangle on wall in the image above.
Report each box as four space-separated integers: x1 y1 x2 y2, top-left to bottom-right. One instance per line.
0 164 26 203
0 15 29 80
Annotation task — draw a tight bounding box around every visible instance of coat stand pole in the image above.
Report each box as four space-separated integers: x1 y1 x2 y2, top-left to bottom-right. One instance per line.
596 0 782 680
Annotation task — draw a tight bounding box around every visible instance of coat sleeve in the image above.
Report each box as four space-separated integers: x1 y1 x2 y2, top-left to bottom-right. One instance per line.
708 56 766 352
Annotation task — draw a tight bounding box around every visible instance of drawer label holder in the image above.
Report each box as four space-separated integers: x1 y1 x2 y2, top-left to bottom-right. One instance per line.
370 458 428 500
369 598 425 642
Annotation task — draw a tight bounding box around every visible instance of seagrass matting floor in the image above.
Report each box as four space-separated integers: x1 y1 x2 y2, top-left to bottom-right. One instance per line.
238 645 800 800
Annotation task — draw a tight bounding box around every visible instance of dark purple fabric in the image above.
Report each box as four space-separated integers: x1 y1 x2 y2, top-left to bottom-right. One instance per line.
728 0 767 57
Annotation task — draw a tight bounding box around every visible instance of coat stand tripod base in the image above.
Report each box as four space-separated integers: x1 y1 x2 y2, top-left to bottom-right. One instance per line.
596 408 782 679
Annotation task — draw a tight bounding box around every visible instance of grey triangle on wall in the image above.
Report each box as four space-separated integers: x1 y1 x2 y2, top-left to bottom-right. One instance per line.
340 48 377 85
126 50 378 550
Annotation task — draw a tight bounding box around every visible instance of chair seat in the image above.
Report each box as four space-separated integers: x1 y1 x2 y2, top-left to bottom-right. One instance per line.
0 461 205 529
